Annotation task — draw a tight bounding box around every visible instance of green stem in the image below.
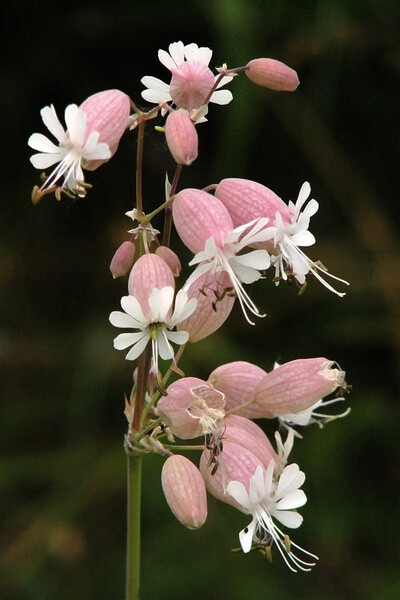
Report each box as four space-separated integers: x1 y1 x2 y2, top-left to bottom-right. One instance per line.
126 453 142 600
136 121 146 217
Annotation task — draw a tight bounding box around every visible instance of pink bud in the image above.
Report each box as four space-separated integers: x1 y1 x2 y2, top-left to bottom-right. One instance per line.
178 271 235 342
246 58 300 92
253 358 346 417
200 441 264 512
165 111 198 166
173 188 233 253
79 89 131 170
215 178 290 251
162 455 207 529
157 377 225 439
109 241 135 279
170 61 215 110
223 415 278 469
155 246 182 277
128 253 175 321
208 361 267 417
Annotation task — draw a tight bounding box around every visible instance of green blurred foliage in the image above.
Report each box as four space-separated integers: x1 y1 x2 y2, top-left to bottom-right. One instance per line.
1 0 400 598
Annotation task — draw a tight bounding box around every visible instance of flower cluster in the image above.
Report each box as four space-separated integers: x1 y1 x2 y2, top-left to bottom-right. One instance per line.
29 40 351 575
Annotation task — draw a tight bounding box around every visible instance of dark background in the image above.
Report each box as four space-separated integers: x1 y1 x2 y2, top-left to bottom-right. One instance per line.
1 0 400 598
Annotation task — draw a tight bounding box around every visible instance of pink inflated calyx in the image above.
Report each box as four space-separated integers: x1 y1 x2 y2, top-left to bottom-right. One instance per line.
170 61 215 111
215 178 289 251
165 110 198 166
80 89 131 170
128 253 175 321
162 455 207 529
223 415 278 469
109 240 135 279
208 361 267 417
178 271 235 342
246 58 300 92
155 246 182 277
200 441 264 512
157 377 225 440
253 358 346 417
173 188 234 253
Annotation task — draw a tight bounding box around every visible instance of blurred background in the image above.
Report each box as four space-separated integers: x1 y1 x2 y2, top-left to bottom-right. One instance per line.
1 0 400 598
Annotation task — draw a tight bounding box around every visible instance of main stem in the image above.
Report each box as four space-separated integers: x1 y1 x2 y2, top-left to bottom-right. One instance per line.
126 453 142 600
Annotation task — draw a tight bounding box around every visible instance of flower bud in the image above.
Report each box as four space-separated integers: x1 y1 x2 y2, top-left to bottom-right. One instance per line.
200 441 264 512
165 111 198 166
155 246 181 277
172 188 233 253
208 361 267 417
158 377 225 439
223 415 278 469
246 58 299 92
109 241 135 279
215 178 289 251
178 271 235 342
162 455 207 529
253 358 346 417
79 89 131 170
128 253 175 320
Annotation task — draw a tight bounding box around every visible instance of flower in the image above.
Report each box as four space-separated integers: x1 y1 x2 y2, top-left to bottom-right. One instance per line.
227 462 318 571
141 41 233 115
109 287 197 373
245 58 300 92
270 182 349 295
172 188 274 324
28 90 130 203
215 178 349 296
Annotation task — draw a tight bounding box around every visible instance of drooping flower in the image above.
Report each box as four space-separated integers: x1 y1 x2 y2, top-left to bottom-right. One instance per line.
141 41 233 115
164 110 198 166
172 188 274 323
208 361 267 417
227 462 318 571
215 178 349 296
245 58 300 92
109 288 196 373
28 90 130 203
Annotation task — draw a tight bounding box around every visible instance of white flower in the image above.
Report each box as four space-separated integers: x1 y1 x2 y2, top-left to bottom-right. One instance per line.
28 104 111 199
227 462 318 572
109 287 197 372
141 41 233 115
183 218 274 325
271 182 349 296
279 396 351 431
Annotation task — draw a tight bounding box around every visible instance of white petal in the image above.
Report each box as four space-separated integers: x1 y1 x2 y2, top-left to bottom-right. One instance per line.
295 182 311 213
166 330 189 345
149 287 174 322
141 88 172 104
28 133 61 153
230 261 261 284
291 230 316 247
30 152 63 169
185 43 212 65
168 291 197 327
64 105 86 145
210 89 233 105
248 465 266 505
216 75 233 89
121 296 147 323
273 509 303 529
40 105 67 142
113 331 144 350
125 334 150 360
157 331 175 360
109 310 141 329
276 489 307 511
238 518 258 553
226 480 251 509
167 41 185 67
141 76 171 93
233 250 271 270
276 464 305 498
84 140 111 161
302 199 319 219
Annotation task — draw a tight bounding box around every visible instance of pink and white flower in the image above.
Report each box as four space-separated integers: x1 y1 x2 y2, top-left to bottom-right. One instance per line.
28 90 130 202
109 287 197 372
141 42 233 115
227 462 318 571
173 188 274 324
